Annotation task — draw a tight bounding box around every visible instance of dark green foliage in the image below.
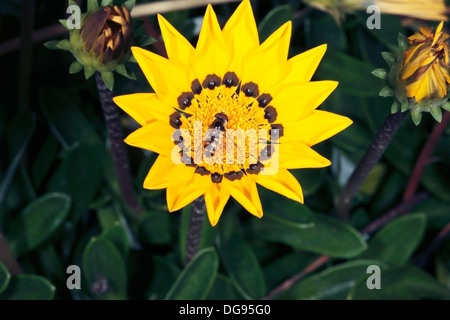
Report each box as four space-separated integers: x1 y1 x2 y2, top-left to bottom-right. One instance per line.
0 0 448 301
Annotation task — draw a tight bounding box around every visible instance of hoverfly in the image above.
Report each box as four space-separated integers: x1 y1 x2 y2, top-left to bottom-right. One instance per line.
204 112 228 158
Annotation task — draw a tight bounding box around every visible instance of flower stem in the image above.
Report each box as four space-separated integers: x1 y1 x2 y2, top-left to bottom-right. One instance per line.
403 111 450 202
336 111 407 221
185 196 206 265
95 73 143 215
0 230 23 275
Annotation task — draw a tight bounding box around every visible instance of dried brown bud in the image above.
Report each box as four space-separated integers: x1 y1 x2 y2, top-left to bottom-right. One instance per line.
81 5 133 64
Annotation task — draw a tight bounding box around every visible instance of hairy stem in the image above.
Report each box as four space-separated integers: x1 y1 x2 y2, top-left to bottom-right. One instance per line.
0 231 23 275
403 111 450 202
95 73 143 215
185 196 206 265
336 111 407 221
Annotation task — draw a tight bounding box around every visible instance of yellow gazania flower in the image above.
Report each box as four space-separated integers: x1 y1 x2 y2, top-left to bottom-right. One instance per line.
113 0 352 226
400 21 450 102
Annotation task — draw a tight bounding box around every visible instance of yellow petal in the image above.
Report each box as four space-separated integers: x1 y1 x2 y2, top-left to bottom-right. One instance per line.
131 47 192 107
157 14 195 64
432 21 444 47
241 21 292 94
191 5 229 84
204 183 230 226
166 173 211 212
143 155 195 189
222 175 263 218
222 0 259 78
274 81 338 124
256 169 303 203
113 93 173 126
125 119 176 156
281 110 353 146
279 141 331 169
279 44 328 86
420 26 433 37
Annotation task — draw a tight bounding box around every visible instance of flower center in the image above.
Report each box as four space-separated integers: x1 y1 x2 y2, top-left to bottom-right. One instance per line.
169 72 284 183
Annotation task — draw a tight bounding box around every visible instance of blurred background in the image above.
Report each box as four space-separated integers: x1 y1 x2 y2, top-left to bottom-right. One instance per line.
0 0 449 300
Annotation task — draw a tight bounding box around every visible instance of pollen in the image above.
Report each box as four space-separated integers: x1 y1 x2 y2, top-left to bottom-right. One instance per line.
173 73 281 183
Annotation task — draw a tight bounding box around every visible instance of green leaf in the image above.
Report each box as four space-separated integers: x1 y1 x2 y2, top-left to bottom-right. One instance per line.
165 248 218 300
87 0 99 11
391 101 400 113
7 193 71 256
139 36 156 47
84 66 95 80
218 232 266 300
348 266 450 300
139 210 172 245
258 5 293 42
40 87 102 148
116 64 136 80
371 69 387 80
305 15 347 51
44 40 61 50
101 0 113 7
97 203 122 230
360 163 386 195
315 50 384 97
0 275 55 300
264 252 318 291
207 274 243 300
56 39 72 51
252 214 367 258
147 256 180 300
436 242 450 289
410 110 422 125
128 55 137 63
48 145 104 222
0 112 36 203
411 198 450 229
69 61 83 74
401 101 410 112
259 187 313 228
30 135 59 188
99 223 130 259
381 52 395 67
101 71 114 90
59 19 69 31
83 238 127 300
442 102 450 111
359 214 426 266
276 260 388 300
379 86 394 97
430 107 443 122
398 33 409 52
0 262 10 295
123 0 136 11
291 167 326 197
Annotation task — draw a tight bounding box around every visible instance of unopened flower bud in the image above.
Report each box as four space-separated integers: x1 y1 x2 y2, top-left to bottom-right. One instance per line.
81 5 133 65
374 21 450 125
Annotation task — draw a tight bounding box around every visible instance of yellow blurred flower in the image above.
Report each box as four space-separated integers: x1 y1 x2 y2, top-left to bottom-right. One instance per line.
304 0 448 23
114 0 352 226
400 21 450 102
